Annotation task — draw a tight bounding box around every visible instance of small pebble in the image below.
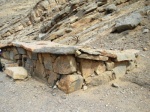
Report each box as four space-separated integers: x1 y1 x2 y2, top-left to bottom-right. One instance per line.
83 86 88 91
112 83 119 88
143 47 148 51
53 85 57 89
143 29 149 33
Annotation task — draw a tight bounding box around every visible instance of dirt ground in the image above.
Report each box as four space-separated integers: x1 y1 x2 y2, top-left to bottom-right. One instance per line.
0 0 150 112
0 72 150 112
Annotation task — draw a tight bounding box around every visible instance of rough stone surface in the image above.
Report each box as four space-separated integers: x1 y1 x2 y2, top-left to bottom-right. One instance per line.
105 60 115 70
42 54 53 70
105 4 117 13
53 55 77 74
4 67 28 79
114 13 142 32
112 62 128 78
33 60 46 81
17 47 27 55
80 59 106 79
46 70 59 86
57 74 83 94
77 53 108 61
85 71 113 86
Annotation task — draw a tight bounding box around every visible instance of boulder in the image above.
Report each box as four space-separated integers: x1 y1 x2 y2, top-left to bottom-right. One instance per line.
53 55 77 74
57 74 83 94
113 13 142 32
4 67 28 80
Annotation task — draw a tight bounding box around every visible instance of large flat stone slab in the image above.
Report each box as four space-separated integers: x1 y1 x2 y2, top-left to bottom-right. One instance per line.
4 67 28 80
12 41 77 54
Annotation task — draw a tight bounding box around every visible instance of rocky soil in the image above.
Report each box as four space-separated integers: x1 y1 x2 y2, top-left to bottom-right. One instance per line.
0 0 150 112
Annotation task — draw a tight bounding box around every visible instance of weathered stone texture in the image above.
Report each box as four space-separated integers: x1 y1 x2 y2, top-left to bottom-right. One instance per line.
80 59 106 79
57 74 83 94
33 60 46 81
53 55 77 74
4 67 28 80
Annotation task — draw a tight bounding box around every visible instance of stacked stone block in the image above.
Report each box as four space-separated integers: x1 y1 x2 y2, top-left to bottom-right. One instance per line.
1 44 138 94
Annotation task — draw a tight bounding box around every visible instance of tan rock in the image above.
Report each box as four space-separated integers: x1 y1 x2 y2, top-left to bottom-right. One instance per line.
12 47 18 56
38 54 43 63
57 74 83 94
42 54 56 70
105 60 115 70
85 71 113 86
53 55 77 74
14 55 22 60
14 25 24 32
4 67 28 80
2 51 10 59
80 59 106 79
34 60 46 81
80 59 94 79
77 53 108 61
95 62 106 75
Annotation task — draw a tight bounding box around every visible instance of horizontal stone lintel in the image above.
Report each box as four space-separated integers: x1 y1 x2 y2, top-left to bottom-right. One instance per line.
0 41 139 61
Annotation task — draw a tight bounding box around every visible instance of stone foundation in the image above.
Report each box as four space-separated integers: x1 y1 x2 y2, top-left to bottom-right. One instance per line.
0 41 139 93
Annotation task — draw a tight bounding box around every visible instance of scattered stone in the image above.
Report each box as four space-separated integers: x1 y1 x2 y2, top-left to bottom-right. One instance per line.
4 67 28 80
53 85 57 89
61 95 67 99
143 47 148 51
112 83 119 88
57 74 83 94
83 85 88 91
143 29 149 33
52 93 56 96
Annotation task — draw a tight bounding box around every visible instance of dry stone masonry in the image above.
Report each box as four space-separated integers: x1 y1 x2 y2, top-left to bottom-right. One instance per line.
0 41 139 93
0 0 147 93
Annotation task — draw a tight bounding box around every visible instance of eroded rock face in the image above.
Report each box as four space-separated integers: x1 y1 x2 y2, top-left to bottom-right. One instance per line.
57 74 83 94
4 67 28 80
53 55 77 74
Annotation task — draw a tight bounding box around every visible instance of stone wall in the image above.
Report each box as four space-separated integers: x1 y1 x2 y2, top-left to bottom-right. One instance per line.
0 41 139 93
